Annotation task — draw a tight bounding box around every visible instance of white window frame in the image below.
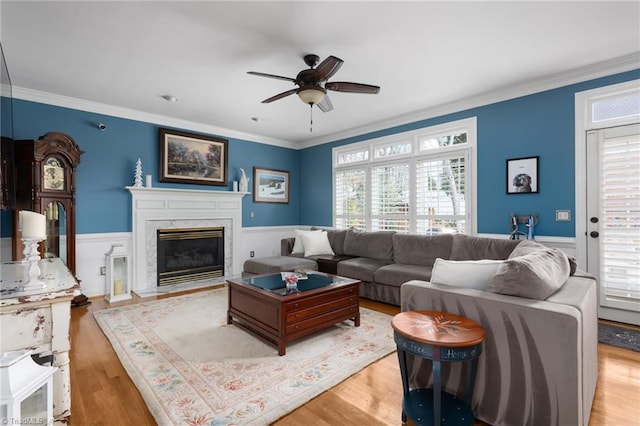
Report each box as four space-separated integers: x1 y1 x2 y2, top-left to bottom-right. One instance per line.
332 117 477 234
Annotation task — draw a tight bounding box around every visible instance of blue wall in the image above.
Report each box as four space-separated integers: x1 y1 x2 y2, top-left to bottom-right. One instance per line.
1 100 299 236
2 68 638 239
300 69 640 237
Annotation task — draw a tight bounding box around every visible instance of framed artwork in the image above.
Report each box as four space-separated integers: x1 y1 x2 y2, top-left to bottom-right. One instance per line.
159 128 228 186
506 156 539 194
253 167 290 204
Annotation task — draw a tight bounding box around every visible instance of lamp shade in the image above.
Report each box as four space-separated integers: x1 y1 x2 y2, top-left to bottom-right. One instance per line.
298 88 325 105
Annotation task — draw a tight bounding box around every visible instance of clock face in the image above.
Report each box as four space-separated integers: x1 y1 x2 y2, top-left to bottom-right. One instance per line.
43 157 65 190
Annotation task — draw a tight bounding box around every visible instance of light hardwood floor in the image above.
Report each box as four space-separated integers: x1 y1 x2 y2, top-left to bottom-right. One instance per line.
68 286 640 425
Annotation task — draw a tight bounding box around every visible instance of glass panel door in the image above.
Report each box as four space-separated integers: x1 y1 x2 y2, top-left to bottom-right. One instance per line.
586 124 640 322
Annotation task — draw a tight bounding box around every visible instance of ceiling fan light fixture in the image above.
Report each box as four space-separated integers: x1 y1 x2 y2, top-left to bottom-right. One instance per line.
298 87 325 105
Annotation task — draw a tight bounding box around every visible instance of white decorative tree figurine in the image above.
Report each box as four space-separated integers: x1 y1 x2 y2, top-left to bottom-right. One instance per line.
133 158 143 187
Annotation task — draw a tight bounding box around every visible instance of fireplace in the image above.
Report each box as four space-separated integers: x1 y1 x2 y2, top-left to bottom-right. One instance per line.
157 227 224 286
128 187 247 294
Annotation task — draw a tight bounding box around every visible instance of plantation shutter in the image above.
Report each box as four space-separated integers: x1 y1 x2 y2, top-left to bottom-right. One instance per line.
599 132 640 303
415 152 467 234
335 168 367 230
370 162 410 232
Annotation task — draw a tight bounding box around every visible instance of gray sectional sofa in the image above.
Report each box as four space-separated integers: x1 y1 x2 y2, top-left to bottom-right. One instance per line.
244 227 526 306
243 227 598 426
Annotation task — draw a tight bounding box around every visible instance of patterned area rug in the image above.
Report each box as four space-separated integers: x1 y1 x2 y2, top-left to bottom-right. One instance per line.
94 288 395 425
598 323 640 352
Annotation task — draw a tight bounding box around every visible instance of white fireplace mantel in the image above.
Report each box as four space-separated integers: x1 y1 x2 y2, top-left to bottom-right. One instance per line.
127 187 249 293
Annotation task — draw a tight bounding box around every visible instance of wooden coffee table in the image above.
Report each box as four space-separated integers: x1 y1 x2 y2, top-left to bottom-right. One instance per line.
227 271 360 355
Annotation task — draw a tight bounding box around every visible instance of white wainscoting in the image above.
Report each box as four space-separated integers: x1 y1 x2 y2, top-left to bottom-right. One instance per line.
75 232 132 298
478 234 577 258
71 225 301 298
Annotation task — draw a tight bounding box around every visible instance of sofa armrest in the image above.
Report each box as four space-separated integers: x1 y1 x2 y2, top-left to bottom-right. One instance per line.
400 278 597 426
281 237 295 256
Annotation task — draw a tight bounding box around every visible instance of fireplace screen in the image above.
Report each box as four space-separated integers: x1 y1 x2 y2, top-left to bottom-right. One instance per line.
157 227 224 286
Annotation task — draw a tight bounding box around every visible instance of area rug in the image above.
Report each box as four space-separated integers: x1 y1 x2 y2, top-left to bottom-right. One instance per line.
94 288 396 425
598 322 640 352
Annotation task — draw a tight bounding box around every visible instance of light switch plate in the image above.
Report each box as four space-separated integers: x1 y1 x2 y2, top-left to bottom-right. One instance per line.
556 210 571 221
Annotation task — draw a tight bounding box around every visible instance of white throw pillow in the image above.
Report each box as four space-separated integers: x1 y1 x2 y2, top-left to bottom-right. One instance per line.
291 229 322 254
430 258 504 291
299 231 335 257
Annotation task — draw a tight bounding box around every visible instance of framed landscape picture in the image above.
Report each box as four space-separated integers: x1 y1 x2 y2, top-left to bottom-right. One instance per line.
253 167 290 203
506 156 539 194
159 128 228 186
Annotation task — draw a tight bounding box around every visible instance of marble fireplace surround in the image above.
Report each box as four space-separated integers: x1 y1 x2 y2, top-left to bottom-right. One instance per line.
127 187 248 294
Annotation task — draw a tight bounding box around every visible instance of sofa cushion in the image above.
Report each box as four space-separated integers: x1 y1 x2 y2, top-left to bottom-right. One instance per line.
511 240 578 275
243 256 318 275
488 248 570 300
337 257 393 282
430 258 504 290
374 263 433 287
343 229 395 261
291 229 322 254
299 231 335 256
450 234 520 260
392 233 453 266
311 227 348 255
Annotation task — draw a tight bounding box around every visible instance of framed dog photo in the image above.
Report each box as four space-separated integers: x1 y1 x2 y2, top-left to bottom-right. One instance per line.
506 156 539 194
253 167 290 203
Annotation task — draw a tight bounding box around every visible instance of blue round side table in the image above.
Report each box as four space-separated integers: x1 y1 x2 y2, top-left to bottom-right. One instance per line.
392 310 485 426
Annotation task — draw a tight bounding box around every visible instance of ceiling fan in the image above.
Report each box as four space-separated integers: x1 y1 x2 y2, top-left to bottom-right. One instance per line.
247 54 380 113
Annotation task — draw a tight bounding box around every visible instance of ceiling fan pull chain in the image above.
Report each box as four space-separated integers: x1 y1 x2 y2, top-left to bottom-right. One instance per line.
310 105 313 132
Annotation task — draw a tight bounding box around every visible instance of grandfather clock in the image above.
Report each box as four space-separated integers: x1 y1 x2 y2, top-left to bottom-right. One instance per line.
12 132 89 306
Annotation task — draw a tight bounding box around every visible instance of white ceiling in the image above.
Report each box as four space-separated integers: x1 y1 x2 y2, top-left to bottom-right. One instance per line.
1 1 639 146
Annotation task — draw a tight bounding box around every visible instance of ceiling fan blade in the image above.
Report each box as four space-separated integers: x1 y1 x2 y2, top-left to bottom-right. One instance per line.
261 88 297 103
317 95 334 113
247 71 296 83
325 81 380 94
314 56 343 81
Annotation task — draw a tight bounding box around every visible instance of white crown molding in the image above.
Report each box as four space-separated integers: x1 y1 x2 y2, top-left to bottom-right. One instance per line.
9 53 639 151
11 86 297 149
298 52 640 149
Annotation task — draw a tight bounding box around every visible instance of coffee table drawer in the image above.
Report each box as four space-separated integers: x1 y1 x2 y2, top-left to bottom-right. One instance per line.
284 285 357 313
285 304 359 335
285 295 357 323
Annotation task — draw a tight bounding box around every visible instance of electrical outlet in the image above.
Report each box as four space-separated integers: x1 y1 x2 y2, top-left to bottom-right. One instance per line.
100 266 106 275
250 251 255 258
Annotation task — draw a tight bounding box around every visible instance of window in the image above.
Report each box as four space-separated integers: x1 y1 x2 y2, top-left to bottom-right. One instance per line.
333 118 476 234
335 168 367 230
371 162 410 232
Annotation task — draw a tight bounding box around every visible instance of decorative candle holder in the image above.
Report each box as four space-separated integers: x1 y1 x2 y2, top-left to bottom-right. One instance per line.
21 237 46 291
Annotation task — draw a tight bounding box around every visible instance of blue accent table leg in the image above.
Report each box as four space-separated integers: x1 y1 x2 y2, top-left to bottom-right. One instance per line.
397 348 409 424
433 350 441 426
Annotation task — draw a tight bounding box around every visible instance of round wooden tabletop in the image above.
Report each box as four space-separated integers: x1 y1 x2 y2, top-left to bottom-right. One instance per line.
392 310 485 348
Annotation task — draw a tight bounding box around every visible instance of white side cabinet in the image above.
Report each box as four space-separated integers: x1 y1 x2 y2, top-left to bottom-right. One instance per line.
104 244 132 302
0 258 80 422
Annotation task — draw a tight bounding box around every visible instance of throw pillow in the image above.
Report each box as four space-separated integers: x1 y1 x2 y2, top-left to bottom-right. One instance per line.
488 248 570 300
291 229 322 254
430 258 504 291
510 240 578 276
299 231 335 257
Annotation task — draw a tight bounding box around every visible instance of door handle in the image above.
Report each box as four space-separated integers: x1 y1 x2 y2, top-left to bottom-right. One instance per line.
590 231 599 238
